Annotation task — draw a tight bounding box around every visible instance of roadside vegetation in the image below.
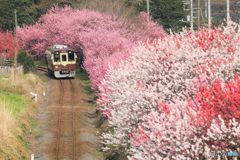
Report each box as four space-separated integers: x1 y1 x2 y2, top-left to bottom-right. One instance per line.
17 51 35 73
76 68 94 95
0 73 44 159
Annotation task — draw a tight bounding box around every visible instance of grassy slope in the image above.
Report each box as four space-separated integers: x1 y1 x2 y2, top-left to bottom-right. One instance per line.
0 75 41 159
0 91 27 116
0 76 31 115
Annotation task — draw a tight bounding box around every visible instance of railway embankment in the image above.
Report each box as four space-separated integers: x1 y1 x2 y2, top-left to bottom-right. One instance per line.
0 73 45 159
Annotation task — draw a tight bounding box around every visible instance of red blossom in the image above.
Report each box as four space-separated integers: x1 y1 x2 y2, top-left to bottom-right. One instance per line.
0 32 19 58
189 76 240 126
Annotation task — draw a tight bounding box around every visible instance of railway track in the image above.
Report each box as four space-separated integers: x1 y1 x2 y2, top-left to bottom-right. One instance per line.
56 79 76 160
36 66 48 72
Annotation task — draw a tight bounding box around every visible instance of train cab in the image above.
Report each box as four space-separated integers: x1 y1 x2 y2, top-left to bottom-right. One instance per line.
45 45 77 78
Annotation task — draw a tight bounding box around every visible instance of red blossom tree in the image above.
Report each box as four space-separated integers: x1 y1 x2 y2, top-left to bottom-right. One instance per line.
0 32 19 59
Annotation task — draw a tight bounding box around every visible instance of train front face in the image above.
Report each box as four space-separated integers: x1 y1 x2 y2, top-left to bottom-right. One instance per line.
52 49 77 78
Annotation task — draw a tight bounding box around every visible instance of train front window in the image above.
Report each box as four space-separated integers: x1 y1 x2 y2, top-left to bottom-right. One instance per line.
62 54 67 62
54 52 60 62
68 51 75 61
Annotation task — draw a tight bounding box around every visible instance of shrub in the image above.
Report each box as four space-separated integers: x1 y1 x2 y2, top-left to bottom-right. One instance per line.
17 50 35 73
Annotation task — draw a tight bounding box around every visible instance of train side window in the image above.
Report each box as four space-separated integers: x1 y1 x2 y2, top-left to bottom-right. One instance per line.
54 53 60 62
62 54 67 62
68 52 75 61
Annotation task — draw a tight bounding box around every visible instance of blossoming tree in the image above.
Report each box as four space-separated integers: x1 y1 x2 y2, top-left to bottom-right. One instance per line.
0 32 18 59
17 5 240 159
17 7 165 89
98 23 240 159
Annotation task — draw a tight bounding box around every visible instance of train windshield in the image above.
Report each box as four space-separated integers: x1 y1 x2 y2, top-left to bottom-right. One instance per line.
62 54 67 62
54 52 60 62
68 51 75 61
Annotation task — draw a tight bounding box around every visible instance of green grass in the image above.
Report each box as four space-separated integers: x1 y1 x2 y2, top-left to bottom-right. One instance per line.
0 90 28 117
0 76 24 94
0 76 28 116
76 67 94 94
76 68 89 81
34 59 48 69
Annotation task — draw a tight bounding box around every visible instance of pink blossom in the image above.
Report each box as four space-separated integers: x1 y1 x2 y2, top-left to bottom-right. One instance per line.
18 7 166 89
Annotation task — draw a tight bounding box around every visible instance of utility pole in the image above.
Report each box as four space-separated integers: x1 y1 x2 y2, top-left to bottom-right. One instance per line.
205 0 208 18
12 9 18 81
208 0 211 29
147 0 150 21
227 0 230 25
190 0 193 32
14 9 17 67
197 0 200 29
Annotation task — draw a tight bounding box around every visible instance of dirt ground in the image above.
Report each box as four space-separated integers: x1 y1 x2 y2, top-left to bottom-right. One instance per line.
30 73 103 160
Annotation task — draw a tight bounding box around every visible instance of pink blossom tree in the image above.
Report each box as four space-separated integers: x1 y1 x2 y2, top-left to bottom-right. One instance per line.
17 6 166 89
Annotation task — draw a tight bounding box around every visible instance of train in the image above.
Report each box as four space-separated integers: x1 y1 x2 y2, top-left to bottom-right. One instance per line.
45 44 77 78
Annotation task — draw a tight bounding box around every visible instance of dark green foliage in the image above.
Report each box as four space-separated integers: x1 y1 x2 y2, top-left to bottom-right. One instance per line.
17 50 35 73
0 0 79 31
76 68 89 81
131 0 188 32
0 0 39 31
76 67 94 94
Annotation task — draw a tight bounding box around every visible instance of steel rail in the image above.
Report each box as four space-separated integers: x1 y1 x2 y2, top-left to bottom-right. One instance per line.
36 66 48 72
69 79 76 160
56 80 63 160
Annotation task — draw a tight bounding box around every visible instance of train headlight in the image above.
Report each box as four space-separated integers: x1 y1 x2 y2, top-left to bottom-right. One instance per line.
55 66 58 69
